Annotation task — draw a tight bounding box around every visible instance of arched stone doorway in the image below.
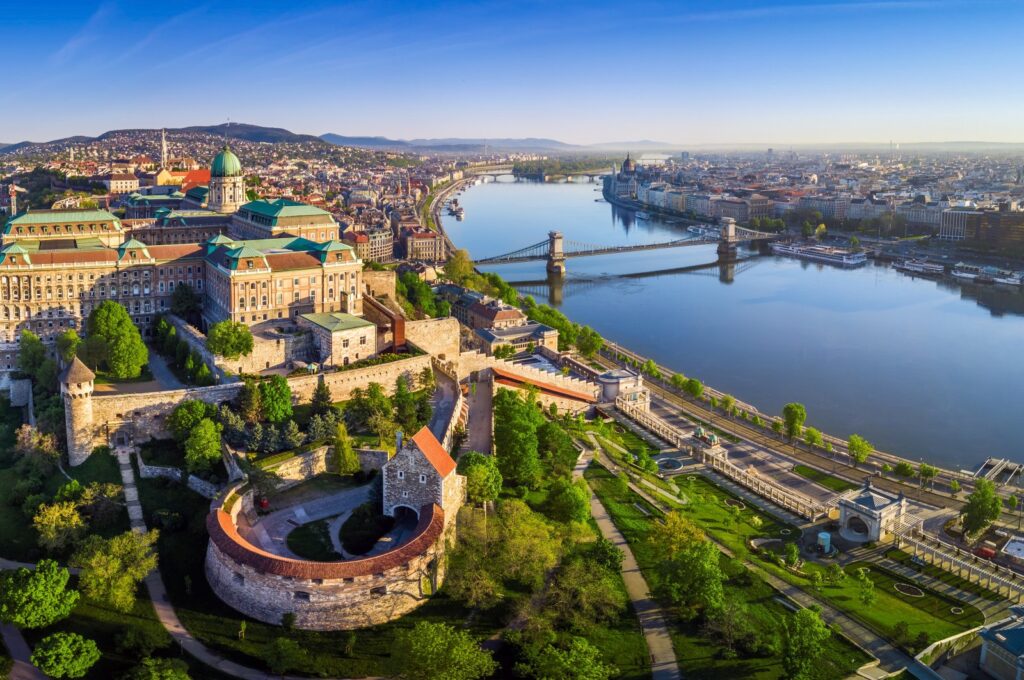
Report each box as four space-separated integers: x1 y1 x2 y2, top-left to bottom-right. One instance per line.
847 516 870 536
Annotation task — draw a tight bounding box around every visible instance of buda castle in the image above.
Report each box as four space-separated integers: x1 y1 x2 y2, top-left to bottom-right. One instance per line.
0 147 363 380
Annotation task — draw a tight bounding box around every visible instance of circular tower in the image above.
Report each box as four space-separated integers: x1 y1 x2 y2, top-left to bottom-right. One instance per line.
208 145 246 214
60 357 96 467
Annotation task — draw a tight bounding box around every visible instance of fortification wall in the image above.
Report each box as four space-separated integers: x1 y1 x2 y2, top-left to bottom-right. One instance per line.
459 350 599 398
405 318 460 361
362 271 397 299
205 484 450 630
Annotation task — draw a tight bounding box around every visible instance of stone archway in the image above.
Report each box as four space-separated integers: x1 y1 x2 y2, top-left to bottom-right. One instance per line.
847 515 869 535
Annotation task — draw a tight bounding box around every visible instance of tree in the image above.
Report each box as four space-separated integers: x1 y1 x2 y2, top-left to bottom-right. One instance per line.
392 621 497 680
206 320 254 359
659 540 725 618
238 379 262 424
825 563 846 585
855 568 876 606
949 479 961 497
394 375 418 433
419 366 435 392
962 479 1002 537
784 542 800 567
548 478 590 523
170 283 201 319
547 558 627 630
31 632 100 679
264 638 304 675
895 461 914 482
847 434 873 468
492 389 542 488
55 330 81 364
87 300 148 379
720 394 736 414
0 560 79 629
516 637 617 680
167 400 213 442
347 382 392 430
850 235 862 251
33 501 85 553
124 658 191 680
259 375 293 423
71 530 159 613
782 403 807 440
493 344 515 360
684 377 704 399
457 452 502 505
670 373 686 390
918 463 938 489
649 511 705 560
814 223 827 240
18 330 47 379
184 418 222 473
444 248 474 284
804 427 823 448
641 359 661 379
782 608 830 680
333 421 361 475
311 377 333 416
575 326 604 358
280 420 304 450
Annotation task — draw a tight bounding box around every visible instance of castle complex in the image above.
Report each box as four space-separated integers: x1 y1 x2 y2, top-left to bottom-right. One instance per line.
0 147 361 385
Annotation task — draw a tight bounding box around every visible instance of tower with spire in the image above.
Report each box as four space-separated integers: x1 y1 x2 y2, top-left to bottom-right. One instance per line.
160 129 168 169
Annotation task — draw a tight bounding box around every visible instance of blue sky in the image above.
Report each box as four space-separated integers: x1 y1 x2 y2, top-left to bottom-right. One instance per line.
5 0 1023 144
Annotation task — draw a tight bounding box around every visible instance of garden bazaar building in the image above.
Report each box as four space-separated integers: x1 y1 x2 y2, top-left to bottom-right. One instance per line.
0 147 360 386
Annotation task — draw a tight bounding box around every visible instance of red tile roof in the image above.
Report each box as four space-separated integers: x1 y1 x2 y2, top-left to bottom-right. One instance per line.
265 252 322 271
207 502 444 579
410 426 456 477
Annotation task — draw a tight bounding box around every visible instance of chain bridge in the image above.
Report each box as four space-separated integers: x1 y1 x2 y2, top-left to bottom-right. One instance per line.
473 221 779 274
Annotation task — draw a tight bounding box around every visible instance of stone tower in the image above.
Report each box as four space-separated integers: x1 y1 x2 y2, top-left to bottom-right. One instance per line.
60 357 96 467
208 145 246 214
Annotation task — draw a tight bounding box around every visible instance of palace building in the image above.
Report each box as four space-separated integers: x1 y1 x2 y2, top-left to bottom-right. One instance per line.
0 147 362 385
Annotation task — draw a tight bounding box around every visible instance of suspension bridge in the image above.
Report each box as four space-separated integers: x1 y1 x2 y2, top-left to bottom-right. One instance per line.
473 220 780 274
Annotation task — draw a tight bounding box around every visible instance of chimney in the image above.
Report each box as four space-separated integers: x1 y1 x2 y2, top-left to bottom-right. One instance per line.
395 430 403 452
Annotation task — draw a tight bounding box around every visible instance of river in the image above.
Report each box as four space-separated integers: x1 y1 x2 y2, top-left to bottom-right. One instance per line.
440 178 1024 471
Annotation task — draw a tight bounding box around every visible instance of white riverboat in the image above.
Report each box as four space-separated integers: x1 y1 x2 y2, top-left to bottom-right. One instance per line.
895 259 945 277
771 242 867 267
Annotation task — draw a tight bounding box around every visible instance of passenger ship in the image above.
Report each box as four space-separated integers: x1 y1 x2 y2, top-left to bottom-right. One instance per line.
952 263 1022 286
771 242 867 267
894 259 945 277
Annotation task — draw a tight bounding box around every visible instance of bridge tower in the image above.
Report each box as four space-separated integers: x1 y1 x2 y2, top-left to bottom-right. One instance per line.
717 217 738 262
547 230 566 276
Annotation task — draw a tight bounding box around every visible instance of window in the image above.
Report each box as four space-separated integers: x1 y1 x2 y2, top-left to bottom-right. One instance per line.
419 474 426 484
397 470 404 480
293 591 310 602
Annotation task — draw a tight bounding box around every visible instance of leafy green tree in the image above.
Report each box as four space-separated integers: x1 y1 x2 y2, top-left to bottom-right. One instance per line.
575 326 604 358
161 325 178 356
87 300 148 378
31 632 100 679
720 394 736 414
124 658 191 680
334 421 360 475
280 420 304 450
170 283 201 319
826 563 846 584
17 330 47 378
264 638 304 675
547 557 627 630
259 375 293 423
55 330 81 364
782 403 807 440
457 452 502 505
311 377 333 416
814 223 827 239
394 375 419 433
949 479 961 497
804 427 823 447
167 400 213 442
641 359 662 379
184 419 222 473
670 373 687 390
659 540 725 618
419 366 435 392
493 344 515 360
206 320 254 359
847 434 873 468
850 235 862 251
0 560 79 628
918 463 938 489
71 530 159 612
238 379 262 424
855 567 876 606
649 511 704 560
782 608 831 680
548 478 590 523
392 621 497 680
492 389 542 488
962 479 1002 536
347 382 392 430
895 461 914 481
193 362 214 386
517 636 616 680
444 248 474 284
33 501 85 553
684 377 704 399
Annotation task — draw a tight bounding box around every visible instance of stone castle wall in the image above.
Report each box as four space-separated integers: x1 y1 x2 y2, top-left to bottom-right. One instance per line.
405 318 460 361
258 446 388 491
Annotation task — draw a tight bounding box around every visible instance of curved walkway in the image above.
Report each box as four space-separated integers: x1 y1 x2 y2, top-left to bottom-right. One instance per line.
574 444 681 679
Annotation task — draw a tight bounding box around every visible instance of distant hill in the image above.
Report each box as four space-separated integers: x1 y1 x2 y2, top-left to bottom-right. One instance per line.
167 123 322 144
320 134 582 152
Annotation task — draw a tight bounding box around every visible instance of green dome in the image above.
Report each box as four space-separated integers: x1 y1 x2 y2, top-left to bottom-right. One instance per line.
211 145 243 178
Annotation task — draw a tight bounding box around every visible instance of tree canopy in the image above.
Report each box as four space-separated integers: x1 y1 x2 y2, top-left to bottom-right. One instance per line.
392 621 497 680
962 478 1002 536
781 403 807 440
457 451 502 504
259 375 293 423
72 530 159 612
184 418 223 473
847 434 873 468
87 300 148 378
31 632 101 679
0 560 79 629
206 320 254 359
782 607 831 680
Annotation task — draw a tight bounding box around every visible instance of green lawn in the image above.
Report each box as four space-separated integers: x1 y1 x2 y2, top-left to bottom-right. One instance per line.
93 367 154 385
585 464 870 679
885 548 1005 603
287 519 342 562
340 502 396 555
792 464 857 493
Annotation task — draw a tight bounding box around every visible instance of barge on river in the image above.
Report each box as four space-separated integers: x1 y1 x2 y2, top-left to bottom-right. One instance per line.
771 242 867 267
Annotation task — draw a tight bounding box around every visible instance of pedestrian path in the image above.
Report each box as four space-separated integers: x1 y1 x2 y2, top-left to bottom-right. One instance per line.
574 448 681 680
1 622 47 680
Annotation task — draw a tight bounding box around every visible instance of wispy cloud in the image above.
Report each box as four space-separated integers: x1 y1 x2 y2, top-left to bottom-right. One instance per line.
51 2 115 64
663 0 958 23
116 5 209 62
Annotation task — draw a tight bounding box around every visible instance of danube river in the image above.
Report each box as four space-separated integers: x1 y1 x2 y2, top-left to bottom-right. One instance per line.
442 178 1024 471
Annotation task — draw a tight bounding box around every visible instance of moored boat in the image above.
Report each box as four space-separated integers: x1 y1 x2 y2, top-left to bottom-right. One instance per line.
771 242 867 267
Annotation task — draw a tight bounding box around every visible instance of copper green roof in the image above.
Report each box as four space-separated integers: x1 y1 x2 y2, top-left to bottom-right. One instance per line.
211 146 243 178
207 234 233 244
238 199 332 223
2 243 28 254
300 313 375 333
4 209 121 233
312 239 348 252
120 238 148 249
185 186 209 200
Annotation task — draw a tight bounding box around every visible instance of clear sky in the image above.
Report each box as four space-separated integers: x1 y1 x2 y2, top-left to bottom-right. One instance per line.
6 0 1023 145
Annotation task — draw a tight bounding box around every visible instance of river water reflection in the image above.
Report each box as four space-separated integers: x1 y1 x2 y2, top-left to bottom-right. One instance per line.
441 178 1024 471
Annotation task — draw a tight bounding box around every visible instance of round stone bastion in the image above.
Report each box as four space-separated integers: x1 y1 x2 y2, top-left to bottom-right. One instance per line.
204 482 448 630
